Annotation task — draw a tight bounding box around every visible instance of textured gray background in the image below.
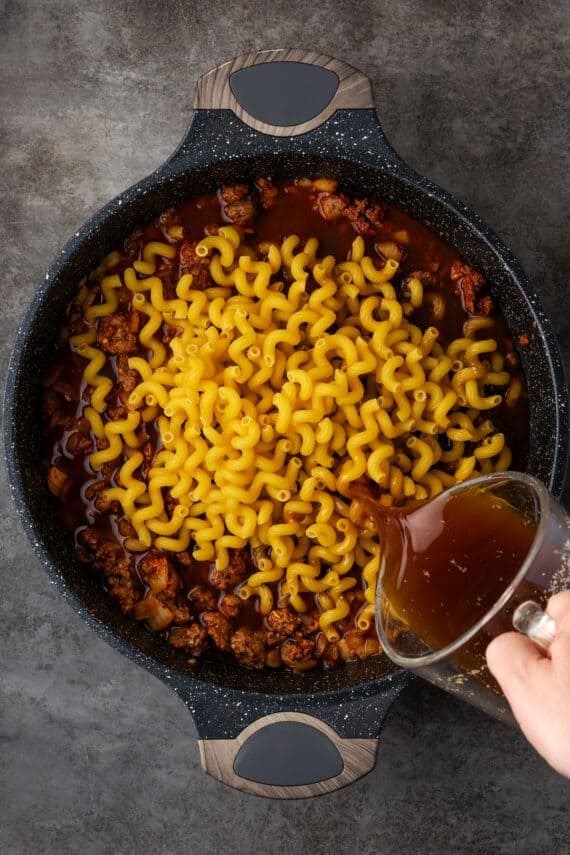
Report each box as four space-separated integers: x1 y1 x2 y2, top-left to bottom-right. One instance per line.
2 1 570 853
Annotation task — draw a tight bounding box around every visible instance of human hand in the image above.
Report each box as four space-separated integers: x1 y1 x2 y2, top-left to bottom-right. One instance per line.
486 591 570 778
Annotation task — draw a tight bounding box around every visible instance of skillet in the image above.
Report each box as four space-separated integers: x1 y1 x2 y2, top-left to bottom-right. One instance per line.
4 49 569 798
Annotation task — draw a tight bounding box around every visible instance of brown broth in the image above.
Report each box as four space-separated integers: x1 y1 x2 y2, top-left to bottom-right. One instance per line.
380 488 537 650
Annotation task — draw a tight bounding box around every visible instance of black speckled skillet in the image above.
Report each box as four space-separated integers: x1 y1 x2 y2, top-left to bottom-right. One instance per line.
4 50 569 799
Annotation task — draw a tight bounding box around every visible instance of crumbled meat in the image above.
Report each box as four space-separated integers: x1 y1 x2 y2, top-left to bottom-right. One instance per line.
106 404 127 422
116 285 134 307
97 312 139 355
117 518 136 538
450 259 493 316
210 551 247 591
65 430 92 457
116 355 140 394
298 615 319 635
94 491 119 514
224 199 257 227
155 266 177 300
316 193 385 233
168 624 208 656
97 541 132 576
280 638 317 668
321 643 340 669
344 197 386 234
77 526 99 554
219 184 257 227
139 552 179 598
266 608 302 639
220 184 250 204
256 177 279 209
231 627 266 669
189 586 217 612
178 240 212 288
42 389 77 431
170 602 192 624
96 541 140 614
140 440 154 479
123 238 142 264
202 612 233 652
76 416 91 434
219 594 240 619
317 192 349 221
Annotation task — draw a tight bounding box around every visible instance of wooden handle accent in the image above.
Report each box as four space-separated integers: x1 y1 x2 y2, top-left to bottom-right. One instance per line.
198 711 378 799
194 49 374 137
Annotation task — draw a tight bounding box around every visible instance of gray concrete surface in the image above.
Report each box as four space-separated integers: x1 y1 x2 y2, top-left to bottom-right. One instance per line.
1 1 570 853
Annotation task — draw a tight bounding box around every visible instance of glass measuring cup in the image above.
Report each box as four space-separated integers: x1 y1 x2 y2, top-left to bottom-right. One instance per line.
374 472 570 723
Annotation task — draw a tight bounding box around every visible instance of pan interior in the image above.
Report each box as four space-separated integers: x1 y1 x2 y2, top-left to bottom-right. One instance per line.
7 152 565 696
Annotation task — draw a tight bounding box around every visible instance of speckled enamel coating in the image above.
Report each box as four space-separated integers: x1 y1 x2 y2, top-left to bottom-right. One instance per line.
4 106 568 742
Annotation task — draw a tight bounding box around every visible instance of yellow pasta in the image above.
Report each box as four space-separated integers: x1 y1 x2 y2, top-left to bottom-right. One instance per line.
67 223 518 643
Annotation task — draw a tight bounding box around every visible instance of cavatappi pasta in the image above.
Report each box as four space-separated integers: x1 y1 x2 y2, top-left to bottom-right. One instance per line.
42 178 529 671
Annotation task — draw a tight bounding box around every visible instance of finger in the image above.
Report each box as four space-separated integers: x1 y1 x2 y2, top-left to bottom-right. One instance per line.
486 630 546 697
486 632 554 751
545 590 570 627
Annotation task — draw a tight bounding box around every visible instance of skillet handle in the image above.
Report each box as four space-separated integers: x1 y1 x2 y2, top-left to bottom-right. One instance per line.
198 712 378 799
173 671 409 799
193 49 374 137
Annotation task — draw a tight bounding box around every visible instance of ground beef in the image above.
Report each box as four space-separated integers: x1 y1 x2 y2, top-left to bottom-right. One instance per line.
178 240 212 288
123 230 144 263
106 404 127 422
256 177 279 209
140 440 154 480
280 638 317 669
139 552 179 599
315 192 385 233
97 312 139 355
65 430 92 457
93 490 119 514
266 608 301 639
168 624 208 656
202 612 233 652
343 197 386 234
450 259 493 316
317 192 349 221
170 602 192 624
210 551 247 591
219 594 240 619
116 355 140 394
188 586 217 612
220 184 257 227
220 184 250 204
95 541 140 614
224 199 257 227
77 526 99 554
231 627 266 669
